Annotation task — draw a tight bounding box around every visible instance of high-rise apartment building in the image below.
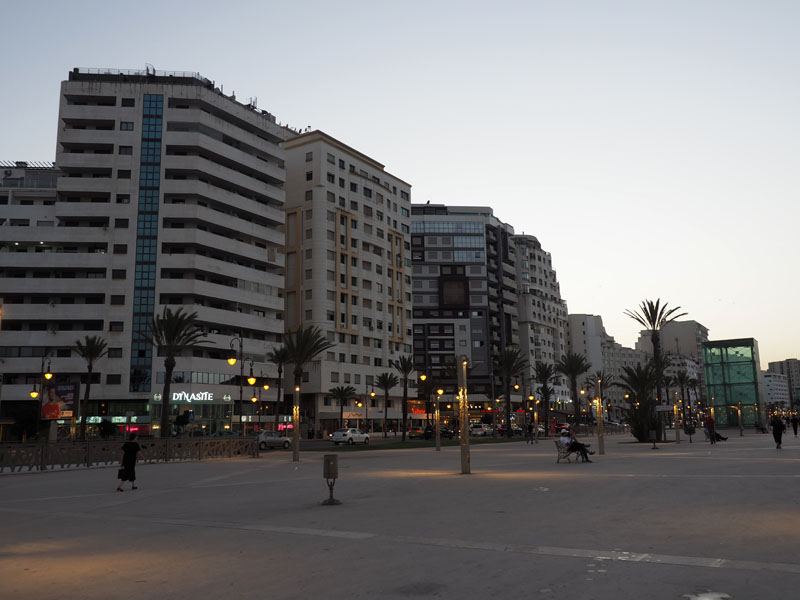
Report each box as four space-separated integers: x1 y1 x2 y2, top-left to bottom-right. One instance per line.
283 131 413 434
767 358 800 408
410 204 518 412
513 234 569 402
762 371 790 408
0 68 287 437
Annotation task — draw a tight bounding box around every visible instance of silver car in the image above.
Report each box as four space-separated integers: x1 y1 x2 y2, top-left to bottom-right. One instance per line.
331 428 369 445
258 431 291 450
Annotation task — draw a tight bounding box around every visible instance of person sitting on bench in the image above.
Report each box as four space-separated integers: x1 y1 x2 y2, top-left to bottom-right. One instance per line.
559 429 594 463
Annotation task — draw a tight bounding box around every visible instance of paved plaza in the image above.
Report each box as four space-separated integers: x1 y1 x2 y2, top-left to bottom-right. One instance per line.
1 431 798 600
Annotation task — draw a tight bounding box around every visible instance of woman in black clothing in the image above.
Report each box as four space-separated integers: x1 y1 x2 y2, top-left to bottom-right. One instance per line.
771 415 785 449
117 433 145 491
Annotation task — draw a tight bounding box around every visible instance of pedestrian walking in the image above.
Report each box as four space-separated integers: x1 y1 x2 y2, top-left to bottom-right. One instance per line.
770 414 785 449
703 414 716 445
117 433 145 491
791 415 798 437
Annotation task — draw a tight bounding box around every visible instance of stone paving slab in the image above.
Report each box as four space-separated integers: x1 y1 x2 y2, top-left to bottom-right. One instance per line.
0 431 798 600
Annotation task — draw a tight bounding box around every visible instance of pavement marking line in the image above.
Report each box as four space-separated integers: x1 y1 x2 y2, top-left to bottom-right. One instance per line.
2 506 799 575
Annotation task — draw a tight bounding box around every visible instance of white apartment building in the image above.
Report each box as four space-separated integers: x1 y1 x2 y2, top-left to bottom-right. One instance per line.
0 68 287 438
767 358 800 408
762 372 790 408
283 131 413 435
513 234 570 403
567 314 650 422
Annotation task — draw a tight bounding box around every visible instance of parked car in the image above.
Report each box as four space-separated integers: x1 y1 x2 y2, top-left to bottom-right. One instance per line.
439 426 455 439
496 424 524 436
258 431 290 450
407 427 424 439
331 428 369 445
554 423 571 434
470 424 491 437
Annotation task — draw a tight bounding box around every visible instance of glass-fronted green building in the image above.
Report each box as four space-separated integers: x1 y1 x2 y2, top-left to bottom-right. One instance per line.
702 338 765 428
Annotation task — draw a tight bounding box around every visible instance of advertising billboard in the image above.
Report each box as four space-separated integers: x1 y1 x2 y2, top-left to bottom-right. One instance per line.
41 383 78 420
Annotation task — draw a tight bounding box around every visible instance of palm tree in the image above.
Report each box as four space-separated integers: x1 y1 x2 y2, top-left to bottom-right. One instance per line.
284 325 335 461
556 352 592 433
494 346 529 437
688 377 701 419
624 299 687 409
393 355 415 441
266 345 289 433
533 361 556 436
142 307 205 437
329 385 356 429
618 362 658 442
376 372 399 438
73 335 108 440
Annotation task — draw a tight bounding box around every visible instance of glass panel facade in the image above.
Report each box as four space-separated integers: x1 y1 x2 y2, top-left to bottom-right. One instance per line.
702 339 764 428
130 94 163 392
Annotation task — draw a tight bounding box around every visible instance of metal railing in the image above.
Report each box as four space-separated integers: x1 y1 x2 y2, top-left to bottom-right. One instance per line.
0 438 258 473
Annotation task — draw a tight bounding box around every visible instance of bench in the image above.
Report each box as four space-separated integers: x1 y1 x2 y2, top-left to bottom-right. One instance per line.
555 440 579 463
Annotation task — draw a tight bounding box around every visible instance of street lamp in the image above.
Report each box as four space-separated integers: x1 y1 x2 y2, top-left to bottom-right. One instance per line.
435 388 443 451
228 335 255 436
458 357 470 474
595 378 605 455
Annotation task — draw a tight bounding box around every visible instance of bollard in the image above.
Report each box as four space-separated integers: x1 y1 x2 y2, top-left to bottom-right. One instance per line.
321 454 341 505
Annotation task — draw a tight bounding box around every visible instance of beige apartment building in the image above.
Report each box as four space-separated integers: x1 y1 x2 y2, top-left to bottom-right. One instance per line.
283 131 413 435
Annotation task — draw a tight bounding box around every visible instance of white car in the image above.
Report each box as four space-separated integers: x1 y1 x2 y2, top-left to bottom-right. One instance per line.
470 424 491 437
331 428 369 445
258 431 291 450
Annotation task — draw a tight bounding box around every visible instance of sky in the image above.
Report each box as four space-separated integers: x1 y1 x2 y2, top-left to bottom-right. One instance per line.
3 0 798 368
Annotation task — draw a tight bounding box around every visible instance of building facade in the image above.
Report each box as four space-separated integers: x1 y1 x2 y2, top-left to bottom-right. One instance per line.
702 338 765 428
410 204 518 425
513 234 570 409
767 358 800 408
0 68 287 438
282 131 413 435
567 314 650 422
762 371 790 409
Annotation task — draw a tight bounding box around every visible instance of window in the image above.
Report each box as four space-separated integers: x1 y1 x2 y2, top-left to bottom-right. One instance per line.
108 347 123 358
363 188 372 198
350 182 358 192
115 194 130 204
306 171 313 181
115 218 129 228
305 190 313 201
121 98 135 107
112 269 126 279
109 321 124 332
327 153 335 164
113 244 127 254
117 170 131 179
120 121 134 131
106 374 122 385
305 151 313 162
339 177 345 188
119 146 133 155
327 172 335 183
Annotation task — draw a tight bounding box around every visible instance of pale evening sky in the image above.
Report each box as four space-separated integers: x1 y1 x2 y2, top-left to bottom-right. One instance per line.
2 0 798 368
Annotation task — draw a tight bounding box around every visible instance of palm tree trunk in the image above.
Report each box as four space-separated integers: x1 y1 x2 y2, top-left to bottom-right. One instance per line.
273 365 283 434
383 392 388 438
572 379 581 434
652 331 663 441
401 380 408 442
339 399 344 429
505 382 512 438
79 367 92 440
161 358 175 438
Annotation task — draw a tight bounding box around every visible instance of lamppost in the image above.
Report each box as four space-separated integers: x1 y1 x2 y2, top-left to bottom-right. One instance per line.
595 378 605 455
31 355 54 438
419 373 430 427
228 334 245 436
458 357 470 474
292 384 300 462
258 376 270 433
435 388 443 451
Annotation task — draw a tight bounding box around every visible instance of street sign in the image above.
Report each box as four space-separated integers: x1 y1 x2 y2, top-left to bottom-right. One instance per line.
655 405 673 412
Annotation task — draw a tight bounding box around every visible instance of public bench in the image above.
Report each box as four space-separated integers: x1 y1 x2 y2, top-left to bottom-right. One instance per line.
555 440 579 464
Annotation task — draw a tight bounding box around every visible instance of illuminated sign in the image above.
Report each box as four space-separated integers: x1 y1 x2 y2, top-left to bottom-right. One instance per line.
171 391 214 403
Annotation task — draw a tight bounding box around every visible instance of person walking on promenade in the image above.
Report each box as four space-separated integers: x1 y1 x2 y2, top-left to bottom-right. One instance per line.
791 415 798 437
703 414 716 445
117 433 145 491
770 414 785 449
526 423 534 444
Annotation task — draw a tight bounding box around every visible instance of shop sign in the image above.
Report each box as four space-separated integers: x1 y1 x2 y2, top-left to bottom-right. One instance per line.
171 391 214 403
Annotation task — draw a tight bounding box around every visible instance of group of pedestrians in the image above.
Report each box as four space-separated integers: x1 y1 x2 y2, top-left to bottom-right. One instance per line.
769 414 798 449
